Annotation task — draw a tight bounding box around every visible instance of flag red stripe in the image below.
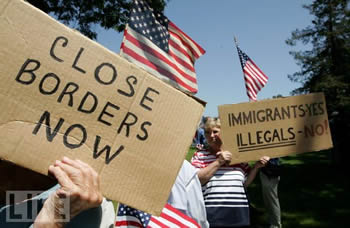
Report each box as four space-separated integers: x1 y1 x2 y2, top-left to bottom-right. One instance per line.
159 213 184 227
164 204 200 227
244 81 257 101
149 217 170 228
245 67 263 89
169 30 196 64
245 84 256 101
168 38 195 70
244 69 261 92
245 66 265 88
169 21 203 53
245 63 265 87
125 29 197 83
169 22 205 58
115 220 143 227
244 74 259 94
246 61 268 85
121 45 197 93
246 82 257 96
250 61 268 81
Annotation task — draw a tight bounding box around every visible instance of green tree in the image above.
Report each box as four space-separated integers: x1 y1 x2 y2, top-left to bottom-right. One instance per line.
26 0 167 40
286 0 350 165
272 94 283 99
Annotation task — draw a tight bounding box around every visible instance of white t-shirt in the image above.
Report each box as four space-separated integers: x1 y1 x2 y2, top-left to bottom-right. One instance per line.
168 160 209 228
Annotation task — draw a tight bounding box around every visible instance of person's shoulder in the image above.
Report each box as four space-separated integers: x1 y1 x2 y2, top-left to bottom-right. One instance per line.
191 150 213 168
178 160 198 183
182 160 196 172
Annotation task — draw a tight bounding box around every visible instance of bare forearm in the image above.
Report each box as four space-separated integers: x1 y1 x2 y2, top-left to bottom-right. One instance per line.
244 156 270 187
33 196 64 228
197 160 222 185
244 165 260 187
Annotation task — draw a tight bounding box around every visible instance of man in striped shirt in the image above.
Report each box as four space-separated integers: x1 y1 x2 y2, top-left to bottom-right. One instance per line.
191 118 269 227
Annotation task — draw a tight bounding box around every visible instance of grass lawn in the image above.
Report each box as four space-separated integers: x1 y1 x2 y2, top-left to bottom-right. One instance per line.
246 150 350 228
186 146 197 161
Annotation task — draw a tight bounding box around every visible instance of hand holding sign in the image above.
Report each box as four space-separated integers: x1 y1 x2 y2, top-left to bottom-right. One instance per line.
254 156 270 169
216 150 232 166
35 157 102 227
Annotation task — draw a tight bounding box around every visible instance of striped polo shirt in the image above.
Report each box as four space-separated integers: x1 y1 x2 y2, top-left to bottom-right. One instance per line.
191 150 251 227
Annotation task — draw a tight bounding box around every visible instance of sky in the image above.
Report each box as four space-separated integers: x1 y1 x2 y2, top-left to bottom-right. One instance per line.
95 0 313 117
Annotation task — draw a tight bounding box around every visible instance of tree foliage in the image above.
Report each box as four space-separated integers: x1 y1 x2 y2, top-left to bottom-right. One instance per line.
26 0 167 40
286 0 350 164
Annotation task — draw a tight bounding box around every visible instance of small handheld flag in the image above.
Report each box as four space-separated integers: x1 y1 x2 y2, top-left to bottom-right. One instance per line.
234 37 268 101
120 0 205 94
115 203 200 228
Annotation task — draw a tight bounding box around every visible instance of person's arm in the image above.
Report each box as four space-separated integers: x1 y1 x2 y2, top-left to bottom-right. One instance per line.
34 157 103 228
197 151 232 185
244 156 270 187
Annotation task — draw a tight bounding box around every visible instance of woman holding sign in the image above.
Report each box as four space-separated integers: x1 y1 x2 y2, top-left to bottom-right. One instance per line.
191 117 269 227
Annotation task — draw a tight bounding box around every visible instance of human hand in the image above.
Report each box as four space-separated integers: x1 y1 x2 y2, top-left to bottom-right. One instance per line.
51 157 103 217
34 157 102 227
216 150 232 166
254 156 270 169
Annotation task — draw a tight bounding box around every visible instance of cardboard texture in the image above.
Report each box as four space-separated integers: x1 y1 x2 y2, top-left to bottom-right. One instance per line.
218 93 333 163
0 0 204 215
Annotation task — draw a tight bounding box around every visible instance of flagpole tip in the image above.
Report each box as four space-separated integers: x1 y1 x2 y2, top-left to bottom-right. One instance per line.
234 36 238 46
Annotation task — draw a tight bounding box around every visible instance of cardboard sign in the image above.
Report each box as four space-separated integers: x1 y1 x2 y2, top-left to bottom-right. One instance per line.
0 0 204 215
218 93 333 163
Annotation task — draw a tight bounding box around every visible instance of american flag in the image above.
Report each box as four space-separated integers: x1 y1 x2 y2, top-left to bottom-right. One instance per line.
236 46 268 101
115 203 200 228
120 0 205 94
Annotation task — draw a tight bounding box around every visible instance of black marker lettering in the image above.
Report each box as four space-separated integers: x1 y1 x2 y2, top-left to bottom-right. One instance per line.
118 75 137 97
94 63 117 85
140 87 159 111
50 36 68 62
16 59 40 85
72 48 86 74
118 112 138 137
32 111 64 142
93 135 124 164
78 91 98 113
98 102 120 126
57 82 79 107
63 124 87 149
137 121 151 141
39 73 60 95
